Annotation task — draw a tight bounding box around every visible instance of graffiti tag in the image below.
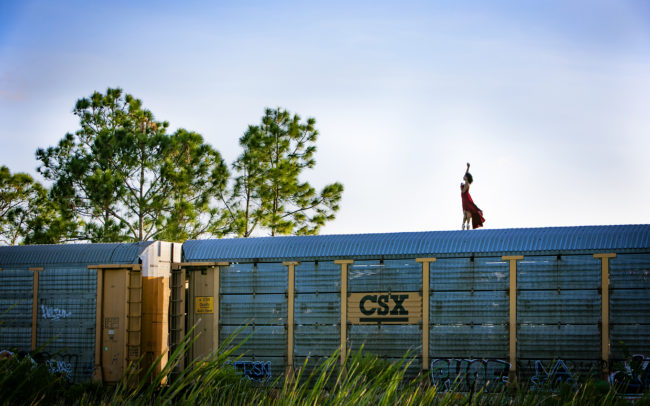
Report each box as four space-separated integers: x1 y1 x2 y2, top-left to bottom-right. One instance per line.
530 360 575 390
41 305 72 320
231 360 272 382
46 359 73 381
609 354 650 395
430 358 510 391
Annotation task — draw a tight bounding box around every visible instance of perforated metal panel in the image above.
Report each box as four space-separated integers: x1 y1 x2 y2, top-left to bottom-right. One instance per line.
518 255 601 290
430 257 509 291
220 294 287 325
0 268 32 352
36 266 96 382
220 263 287 294
295 261 339 293
429 325 509 359
294 293 339 325
609 253 650 289
349 324 421 359
220 325 286 357
610 324 650 359
430 291 508 325
518 290 600 324
294 325 339 358
348 259 421 292
518 324 600 360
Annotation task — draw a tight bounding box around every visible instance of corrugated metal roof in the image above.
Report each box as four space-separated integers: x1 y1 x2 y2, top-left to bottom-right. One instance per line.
183 225 650 262
0 242 154 266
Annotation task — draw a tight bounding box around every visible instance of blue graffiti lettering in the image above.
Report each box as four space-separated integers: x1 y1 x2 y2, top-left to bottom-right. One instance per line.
231 360 272 382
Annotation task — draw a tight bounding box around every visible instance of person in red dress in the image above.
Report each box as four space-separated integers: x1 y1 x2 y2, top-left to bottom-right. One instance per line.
461 162 485 230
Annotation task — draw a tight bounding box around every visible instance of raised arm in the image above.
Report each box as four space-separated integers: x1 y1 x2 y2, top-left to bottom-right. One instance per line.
465 162 470 175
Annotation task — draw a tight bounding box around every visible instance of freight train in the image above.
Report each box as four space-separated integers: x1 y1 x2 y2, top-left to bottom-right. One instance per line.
1 225 649 388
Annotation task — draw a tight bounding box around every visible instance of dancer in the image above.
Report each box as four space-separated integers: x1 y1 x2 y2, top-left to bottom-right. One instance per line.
461 162 485 230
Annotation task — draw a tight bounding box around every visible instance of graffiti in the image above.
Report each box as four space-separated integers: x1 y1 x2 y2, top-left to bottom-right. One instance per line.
430 358 510 391
530 360 575 390
33 352 79 382
40 305 72 320
46 359 73 381
609 354 650 395
231 360 272 382
0 350 14 360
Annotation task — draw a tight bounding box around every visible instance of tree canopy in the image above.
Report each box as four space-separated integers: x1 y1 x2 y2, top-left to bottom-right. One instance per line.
1 90 343 245
36 88 229 243
228 108 343 237
0 166 72 245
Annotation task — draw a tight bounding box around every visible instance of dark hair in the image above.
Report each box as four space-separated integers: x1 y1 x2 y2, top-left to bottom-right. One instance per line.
465 172 473 184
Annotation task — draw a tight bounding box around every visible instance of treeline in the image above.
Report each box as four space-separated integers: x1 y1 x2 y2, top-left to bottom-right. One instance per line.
1 88 343 244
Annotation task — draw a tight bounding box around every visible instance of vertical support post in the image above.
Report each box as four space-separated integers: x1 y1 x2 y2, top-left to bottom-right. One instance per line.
169 266 187 375
335 260 354 366
283 262 299 376
94 268 104 382
186 262 228 361
503 256 523 380
416 258 436 371
214 265 220 350
595 253 616 377
29 267 43 351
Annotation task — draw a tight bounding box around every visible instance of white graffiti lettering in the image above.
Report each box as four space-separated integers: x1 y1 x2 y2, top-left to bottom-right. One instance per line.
41 305 72 320
46 359 73 381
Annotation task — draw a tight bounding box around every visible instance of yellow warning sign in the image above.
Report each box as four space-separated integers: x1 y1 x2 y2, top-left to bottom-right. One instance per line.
195 296 214 314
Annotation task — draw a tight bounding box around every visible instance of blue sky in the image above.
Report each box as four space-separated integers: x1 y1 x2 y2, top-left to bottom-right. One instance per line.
1 0 649 235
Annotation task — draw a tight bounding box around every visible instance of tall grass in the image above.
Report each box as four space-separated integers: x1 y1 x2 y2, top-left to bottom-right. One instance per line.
2 327 649 405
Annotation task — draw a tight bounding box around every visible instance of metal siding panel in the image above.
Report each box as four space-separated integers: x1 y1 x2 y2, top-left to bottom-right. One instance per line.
294 293 340 325
348 324 421 359
220 294 287 325
430 257 509 291
220 325 286 357
517 324 600 360
429 325 509 359
610 253 650 289
610 289 650 324
295 261 340 293
518 255 601 290
220 262 287 294
220 263 255 294
610 324 650 359
0 268 33 352
430 291 509 325
517 290 600 324
348 259 421 292
294 325 340 358
36 266 96 383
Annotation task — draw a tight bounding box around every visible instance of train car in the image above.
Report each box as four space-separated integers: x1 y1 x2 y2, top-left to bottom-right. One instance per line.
174 225 650 386
0 241 180 383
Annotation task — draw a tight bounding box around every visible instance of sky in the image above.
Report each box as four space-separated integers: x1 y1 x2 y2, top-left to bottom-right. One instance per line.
1 0 649 235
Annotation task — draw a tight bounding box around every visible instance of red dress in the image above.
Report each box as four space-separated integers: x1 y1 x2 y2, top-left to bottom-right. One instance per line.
461 185 485 229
